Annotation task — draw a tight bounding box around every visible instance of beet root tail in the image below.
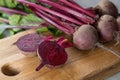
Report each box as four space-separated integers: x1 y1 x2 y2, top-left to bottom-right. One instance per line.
36 62 46 71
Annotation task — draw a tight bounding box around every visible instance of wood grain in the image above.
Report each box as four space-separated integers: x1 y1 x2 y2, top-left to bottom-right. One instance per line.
0 29 120 80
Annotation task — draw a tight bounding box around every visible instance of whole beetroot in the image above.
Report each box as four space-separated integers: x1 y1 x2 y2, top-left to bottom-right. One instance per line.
97 15 119 42
73 25 98 50
95 0 118 18
73 24 120 58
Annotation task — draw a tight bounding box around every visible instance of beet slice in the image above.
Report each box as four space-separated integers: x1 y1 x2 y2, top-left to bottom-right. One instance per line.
14 33 43 52
36 40 68 71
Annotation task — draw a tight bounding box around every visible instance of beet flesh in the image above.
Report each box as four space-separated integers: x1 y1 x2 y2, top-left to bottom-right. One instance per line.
36 40 68 71
15 33 43 52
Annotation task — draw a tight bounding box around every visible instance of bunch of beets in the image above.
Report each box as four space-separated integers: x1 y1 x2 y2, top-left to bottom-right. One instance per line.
15 0 120 71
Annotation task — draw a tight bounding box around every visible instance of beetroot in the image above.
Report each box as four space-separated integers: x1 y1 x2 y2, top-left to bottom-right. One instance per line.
73 25 98 50
36 40 68 71
15 33 43 52
95 0 118 18
0 6 27 15
97 15 119 42
14 33 44 56
15 33 54 57
15 33 71 70
73 24 120 58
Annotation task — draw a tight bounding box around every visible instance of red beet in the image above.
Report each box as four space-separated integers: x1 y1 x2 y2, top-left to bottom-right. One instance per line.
73 25 120 58
14 33 43 52
15 33 70 70
97 15 119 42
73 25 98 50
36 38 71 71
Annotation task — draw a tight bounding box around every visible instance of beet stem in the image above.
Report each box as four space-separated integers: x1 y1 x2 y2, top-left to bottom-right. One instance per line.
0 18 9 23
56 37 73 48
59 0 96 18
7 26 41 29
36 62 46 71
44 36 53 41
6 22 48 29
0 6 27 15
96 43 120 58
17 0 83 26
34 9 74 35
38 0 95 24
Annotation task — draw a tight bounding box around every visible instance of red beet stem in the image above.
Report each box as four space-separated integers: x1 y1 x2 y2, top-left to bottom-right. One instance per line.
49 6 85 26
0 18 9 23
56 37 73 48
59 0 96 18
38 0 95 24
44 36 53 41
0 6 27 15
17 0 83 26
7 26 43 29
36 62 46 71
33 9 74 35
6 22 48 29
36 11 73 35
36 8 75 31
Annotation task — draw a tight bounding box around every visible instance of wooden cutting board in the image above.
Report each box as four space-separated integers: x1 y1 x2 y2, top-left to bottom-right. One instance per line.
0 29 120 80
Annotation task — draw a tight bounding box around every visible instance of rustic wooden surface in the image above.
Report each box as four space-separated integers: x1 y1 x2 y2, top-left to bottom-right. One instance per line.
0 29 120 80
